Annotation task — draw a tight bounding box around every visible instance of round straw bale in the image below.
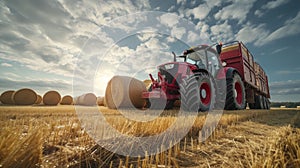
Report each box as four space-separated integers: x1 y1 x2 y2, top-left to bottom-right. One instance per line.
35 95 42 104
143 79 152 90
43 91 61 106
60 95 73 105
13 88 37 105
105 76 146 109
0 90 15 105
97 96 105 106
74 93 97 106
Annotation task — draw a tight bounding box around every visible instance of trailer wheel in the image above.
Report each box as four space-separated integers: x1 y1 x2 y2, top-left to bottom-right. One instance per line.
262 96 267 109
225 73 246 110
266 98 270 109
263 97 270 110
248 103 256 109
180 72 215 112
254 95 264 109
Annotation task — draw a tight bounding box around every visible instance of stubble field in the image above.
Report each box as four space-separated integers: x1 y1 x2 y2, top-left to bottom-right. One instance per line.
0 106 299 168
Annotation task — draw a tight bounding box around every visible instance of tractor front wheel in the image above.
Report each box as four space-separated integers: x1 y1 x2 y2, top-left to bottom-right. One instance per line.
180 72 215 112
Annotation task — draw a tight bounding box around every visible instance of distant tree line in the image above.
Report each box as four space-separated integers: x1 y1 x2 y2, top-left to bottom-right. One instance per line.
271 102 300 108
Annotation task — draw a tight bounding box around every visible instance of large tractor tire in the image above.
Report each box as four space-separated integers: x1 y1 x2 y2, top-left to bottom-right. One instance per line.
225 73 246 110
254 95 264 109
180 72 215 112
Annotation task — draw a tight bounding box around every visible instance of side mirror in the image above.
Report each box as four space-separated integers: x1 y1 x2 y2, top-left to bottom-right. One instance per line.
216 44 222 55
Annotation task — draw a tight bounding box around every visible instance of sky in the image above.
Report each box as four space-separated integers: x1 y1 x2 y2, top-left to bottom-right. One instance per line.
0 0 299 102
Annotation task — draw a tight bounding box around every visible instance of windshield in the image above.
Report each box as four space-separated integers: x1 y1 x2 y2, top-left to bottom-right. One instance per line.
186 48 220 76
186 50 206 68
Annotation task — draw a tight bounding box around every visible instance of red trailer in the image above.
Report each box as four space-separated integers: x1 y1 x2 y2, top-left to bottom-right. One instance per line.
220 41 270 109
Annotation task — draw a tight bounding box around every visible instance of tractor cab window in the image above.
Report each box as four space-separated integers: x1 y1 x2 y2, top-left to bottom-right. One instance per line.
186 50 207 69
186 49 220 76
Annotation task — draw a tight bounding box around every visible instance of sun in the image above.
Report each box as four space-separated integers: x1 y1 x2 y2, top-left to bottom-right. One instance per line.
94 73 113 96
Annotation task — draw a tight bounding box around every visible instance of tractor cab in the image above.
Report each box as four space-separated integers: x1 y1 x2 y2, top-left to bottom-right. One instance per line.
183 45 221 77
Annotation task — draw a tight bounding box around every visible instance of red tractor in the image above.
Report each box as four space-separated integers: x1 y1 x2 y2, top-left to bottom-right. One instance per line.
142 41 270 111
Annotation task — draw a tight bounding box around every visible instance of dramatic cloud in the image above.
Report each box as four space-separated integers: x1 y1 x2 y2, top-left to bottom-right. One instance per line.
262 0 289 10
235 23 269 45
159 13 179 27
214 0 257 24
258 12 300 46
1 63 12 67
185 3 210 20
270 80 300 95
255 0 290 17
210 21 234 42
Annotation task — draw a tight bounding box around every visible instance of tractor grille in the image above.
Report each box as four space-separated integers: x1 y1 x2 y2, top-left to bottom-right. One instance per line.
159 63 179 85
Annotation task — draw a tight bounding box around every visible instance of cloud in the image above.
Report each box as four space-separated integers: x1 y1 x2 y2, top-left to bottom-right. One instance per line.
270 47 289 55
275 67 300 75
167 5 175 12
262 0 289 10
0 0 152 81
270 80 300 95
171 27 186 40
204 0 222 8
1 63 12 67
255 0 289 17
176 0 187 5
185 4 210 20
257 11 300 46
210 21 234 42
183 0 222 21
214 0 257 24
254 10 263 17
159 13 180 27
0 77 72 95
235 23 269 45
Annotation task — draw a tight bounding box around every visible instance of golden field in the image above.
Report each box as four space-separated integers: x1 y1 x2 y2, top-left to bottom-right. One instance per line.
0 106 299 168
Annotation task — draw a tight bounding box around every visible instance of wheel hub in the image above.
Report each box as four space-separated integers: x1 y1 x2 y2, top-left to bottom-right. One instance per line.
200 82 211 105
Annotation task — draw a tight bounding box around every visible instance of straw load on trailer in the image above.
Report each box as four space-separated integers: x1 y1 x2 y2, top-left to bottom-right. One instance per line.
60 95 73 105
13 88 37 105
74 93 97 106
0 90 15 105
105 76 146 109
43 91 61 106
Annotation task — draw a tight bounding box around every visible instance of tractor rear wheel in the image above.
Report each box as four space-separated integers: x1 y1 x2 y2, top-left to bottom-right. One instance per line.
180 72 215 112
225 73 246 110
